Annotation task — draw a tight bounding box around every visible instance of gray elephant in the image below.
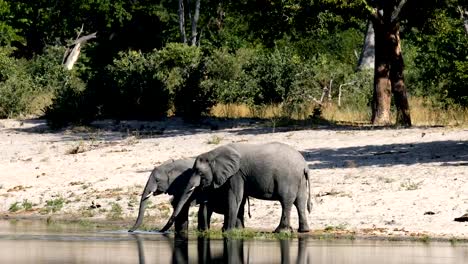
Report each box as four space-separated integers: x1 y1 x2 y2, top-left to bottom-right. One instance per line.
161 142 312 233
129 158 245 233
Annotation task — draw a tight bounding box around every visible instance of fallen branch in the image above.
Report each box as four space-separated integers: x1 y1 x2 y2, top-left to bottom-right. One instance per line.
63 25 97 70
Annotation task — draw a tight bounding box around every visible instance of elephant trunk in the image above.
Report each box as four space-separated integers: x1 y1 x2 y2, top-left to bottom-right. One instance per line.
129 176 158 232
160 175 201 232
129 195 150 232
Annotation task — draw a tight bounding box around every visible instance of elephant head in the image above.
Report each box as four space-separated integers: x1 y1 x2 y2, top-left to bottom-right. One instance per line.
160 145 241 232
129 158 195 232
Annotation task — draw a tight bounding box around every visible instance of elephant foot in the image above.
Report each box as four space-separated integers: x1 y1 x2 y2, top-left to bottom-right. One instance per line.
274 225 293 233
235 219 245 229
298 223 310 233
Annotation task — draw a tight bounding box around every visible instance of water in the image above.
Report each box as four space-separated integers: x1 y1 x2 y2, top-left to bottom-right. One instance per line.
0 220 467 263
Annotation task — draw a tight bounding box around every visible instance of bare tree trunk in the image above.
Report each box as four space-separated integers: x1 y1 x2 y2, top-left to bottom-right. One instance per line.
390 24 411 126
190 0 201 46
357 20 375 71
64 43 81 70
178 0 187 44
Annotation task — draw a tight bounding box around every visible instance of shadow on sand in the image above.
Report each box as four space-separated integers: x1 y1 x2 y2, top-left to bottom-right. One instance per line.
302 140 468 169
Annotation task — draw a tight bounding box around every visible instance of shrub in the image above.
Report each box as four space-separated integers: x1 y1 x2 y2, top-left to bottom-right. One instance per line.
202 47 260 105
158 43 214 120
101 50 169 120
0 47 40 117
44 73 93 129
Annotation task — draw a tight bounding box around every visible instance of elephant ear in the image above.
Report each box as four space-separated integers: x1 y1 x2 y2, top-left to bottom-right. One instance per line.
210 145 241 188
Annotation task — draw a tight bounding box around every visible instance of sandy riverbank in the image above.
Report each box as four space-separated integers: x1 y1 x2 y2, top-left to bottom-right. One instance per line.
1 118 467 239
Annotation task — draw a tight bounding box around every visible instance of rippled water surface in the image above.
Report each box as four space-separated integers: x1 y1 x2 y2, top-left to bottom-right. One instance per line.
0 220 467 263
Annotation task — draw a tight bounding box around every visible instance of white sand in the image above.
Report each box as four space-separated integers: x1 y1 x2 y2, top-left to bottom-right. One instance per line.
1 118 467 239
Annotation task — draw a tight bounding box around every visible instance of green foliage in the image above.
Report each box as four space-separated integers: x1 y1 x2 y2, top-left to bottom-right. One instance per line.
98 43 213 121
0 0 466 124
0 47 40 117
158 43 214 120
101 50 169 120
44 74 92 129
413 10 468 106
202 47 259 105
0 0 23 46
203 31 372 119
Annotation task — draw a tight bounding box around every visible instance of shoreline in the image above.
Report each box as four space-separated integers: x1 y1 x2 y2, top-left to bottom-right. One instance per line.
2 214 468 244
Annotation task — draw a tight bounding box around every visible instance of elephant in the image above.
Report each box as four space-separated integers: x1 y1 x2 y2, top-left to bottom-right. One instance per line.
160 142 312 233
129 158 246 233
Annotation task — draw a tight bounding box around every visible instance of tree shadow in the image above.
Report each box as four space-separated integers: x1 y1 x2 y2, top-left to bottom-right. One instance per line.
302 140 468 169
6 116 408 142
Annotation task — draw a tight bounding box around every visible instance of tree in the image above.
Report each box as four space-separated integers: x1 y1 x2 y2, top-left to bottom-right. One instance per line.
364 0 411 126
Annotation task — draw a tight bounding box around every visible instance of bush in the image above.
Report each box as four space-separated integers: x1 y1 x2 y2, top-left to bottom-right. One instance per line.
98 44 214 121
0 47 44 118
44 73 93 129
100 50 169 120
202 47 260 105
158 43 214 120
204 43 372 119
413 12 468 107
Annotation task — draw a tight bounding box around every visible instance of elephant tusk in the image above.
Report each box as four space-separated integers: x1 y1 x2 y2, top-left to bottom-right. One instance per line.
144 193 152 199
189 186 196 191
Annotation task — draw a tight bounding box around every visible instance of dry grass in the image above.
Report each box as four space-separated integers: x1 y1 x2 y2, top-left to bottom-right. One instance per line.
409 98 468 126
210 98 468 127
210 103 284 119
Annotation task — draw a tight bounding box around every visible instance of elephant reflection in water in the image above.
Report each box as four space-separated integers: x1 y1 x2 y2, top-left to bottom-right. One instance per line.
279 237 309 264
133 234 309 264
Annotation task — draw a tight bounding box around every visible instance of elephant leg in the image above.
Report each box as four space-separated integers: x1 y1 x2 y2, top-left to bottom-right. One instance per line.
197 202 207 231
235 197 246 228
225 180 244 231
275 198 294 233
294 187 310 233
174 204 190 234
198 202 213 231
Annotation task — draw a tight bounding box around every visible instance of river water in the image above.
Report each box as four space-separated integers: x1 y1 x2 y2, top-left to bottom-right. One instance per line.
0 220 467 263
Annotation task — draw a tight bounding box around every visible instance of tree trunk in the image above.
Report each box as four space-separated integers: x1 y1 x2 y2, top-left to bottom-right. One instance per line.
389 24 411 126
178 0 187 44
370 3 411 126
190 0 201 46
372 21 392 125
357 20 375 71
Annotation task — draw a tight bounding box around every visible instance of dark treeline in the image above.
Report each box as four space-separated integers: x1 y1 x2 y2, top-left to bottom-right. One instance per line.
0 0 466 127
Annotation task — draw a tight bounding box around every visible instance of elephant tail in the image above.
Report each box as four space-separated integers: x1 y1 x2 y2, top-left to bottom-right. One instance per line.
304 168 312 213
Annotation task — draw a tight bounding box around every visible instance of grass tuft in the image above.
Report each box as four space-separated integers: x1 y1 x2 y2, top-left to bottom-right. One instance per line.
8 202 21 212
195 228 297 240
106 202 123 220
